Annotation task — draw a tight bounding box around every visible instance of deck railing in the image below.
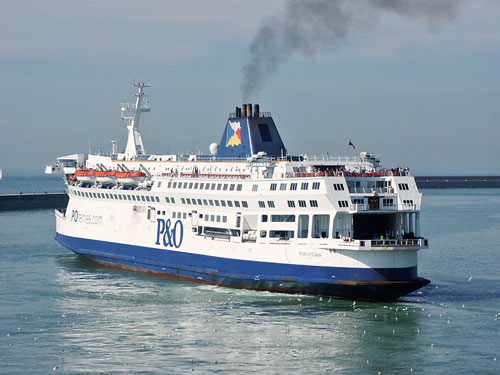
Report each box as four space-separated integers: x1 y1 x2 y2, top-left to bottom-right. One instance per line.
371 238 423 247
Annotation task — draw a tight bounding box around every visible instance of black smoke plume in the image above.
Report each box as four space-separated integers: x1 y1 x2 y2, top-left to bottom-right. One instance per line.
241 0 460 101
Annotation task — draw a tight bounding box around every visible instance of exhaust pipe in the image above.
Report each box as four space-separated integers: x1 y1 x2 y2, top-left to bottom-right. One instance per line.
242 104 247 118
254 104 260 117
247 103 252 118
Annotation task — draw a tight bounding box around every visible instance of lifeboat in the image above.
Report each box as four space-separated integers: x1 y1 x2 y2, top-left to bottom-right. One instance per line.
116 171 147 187
95 170 117 186
74 170 96 184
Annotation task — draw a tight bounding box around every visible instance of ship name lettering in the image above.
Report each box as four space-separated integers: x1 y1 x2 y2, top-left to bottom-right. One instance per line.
156 218 183 248
299 251 322 258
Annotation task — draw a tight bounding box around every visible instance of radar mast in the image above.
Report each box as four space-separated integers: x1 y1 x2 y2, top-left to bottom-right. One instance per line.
121 81 150 160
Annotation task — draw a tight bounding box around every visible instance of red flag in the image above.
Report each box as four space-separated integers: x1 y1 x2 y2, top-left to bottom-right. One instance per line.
349 140 355 149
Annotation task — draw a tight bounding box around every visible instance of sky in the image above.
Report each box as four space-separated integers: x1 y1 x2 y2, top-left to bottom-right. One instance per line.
1 0 499 174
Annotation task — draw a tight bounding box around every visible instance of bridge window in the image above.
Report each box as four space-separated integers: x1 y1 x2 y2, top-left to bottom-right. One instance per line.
288 200 295 208
223 184 228 191
181 198 186 204
227 201 233 207
309 200 318 207
189 182 193 189
301 183 309 190
270 183 277 191
234 201 241 208
280 183 287 191
252 184 259 192
298 200 306 207
221 200 226 207
242 201 248 208
290 183 297 191
186 198 191 204
262 215 268 222
259 201 265 208
237 184 242 191
312 182 320 190
172 182 177 188
183 182 188 188
194 183 199 189
230 184 235 191
268 201 275 208
199 183 204 189
215 200 220 207
209 200 214 206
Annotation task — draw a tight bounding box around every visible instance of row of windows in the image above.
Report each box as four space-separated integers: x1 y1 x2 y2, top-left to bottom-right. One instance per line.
167 181 243 192
73 189 161 203
338 200 349 208
169 210 230 225
352 198 364 205
333 183 345 191
265 181 323 192
261 214 296 223
204 214 228 223
382 198 394 207
257 200 320 208
172 211 187 220
259 214 331 240
398 183 410 191
179 197 248 209
403 199 414 205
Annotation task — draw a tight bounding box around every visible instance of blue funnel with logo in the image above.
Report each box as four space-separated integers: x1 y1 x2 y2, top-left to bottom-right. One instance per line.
216 104 287 159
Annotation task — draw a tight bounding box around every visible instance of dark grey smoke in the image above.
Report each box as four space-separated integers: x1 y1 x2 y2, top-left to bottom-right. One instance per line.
241 0 460 101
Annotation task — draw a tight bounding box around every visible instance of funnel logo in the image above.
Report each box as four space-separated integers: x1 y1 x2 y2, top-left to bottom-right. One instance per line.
226 121 242 147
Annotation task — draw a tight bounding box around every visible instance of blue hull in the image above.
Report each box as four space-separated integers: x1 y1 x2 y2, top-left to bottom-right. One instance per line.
56 233 429 300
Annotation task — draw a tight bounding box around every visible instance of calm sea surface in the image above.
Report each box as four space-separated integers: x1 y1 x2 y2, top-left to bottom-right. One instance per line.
1 173 499 374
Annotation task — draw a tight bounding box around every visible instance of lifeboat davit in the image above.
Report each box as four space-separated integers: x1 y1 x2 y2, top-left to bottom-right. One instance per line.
95 171 117 186
116 171 147 187
74 170 96 184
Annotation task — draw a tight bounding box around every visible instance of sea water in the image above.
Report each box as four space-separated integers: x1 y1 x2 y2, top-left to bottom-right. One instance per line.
0 174 499 374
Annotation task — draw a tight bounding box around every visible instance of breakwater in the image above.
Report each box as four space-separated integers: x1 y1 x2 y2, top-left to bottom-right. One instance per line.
0 192 68 211
415 176 500 189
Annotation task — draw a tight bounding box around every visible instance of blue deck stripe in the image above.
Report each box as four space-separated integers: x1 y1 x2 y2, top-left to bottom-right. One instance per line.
56 233 417 284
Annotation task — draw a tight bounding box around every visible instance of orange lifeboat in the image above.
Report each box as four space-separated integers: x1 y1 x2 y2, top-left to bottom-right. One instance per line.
74 170 96 184
116 171 147 187
95 170 117 186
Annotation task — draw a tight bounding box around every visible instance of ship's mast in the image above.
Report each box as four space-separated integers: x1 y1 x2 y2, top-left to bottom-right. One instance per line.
121 81 150 160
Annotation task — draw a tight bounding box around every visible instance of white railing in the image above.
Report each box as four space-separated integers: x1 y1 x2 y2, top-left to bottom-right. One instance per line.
348 187 393 194
349 203 417 212
371 238 424 247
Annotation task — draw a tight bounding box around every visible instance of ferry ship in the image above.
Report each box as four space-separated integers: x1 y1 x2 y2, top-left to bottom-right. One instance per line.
55 82 430 300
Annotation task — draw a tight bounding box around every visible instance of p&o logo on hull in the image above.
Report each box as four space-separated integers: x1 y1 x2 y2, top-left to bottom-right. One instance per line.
156 219 183 248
